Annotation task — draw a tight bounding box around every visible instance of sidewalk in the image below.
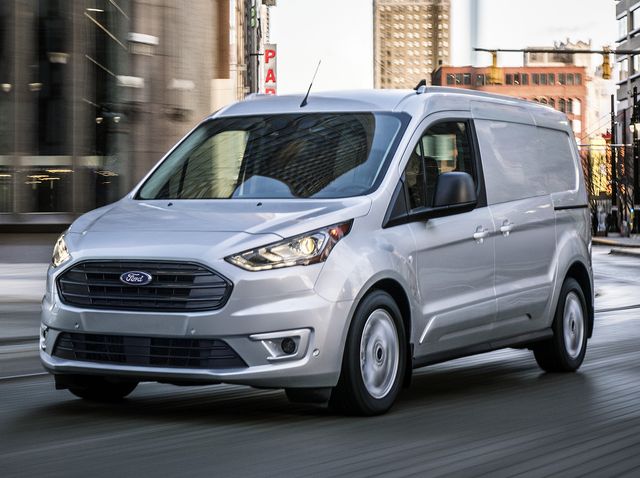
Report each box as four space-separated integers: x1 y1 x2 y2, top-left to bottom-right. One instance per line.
0 263 46 344
0 303 41 344
592 234 640 258
0 263 48 303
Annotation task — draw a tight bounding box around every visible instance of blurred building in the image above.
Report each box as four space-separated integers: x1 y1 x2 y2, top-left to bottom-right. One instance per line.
616 0 640 120
0 0 273 229
373 0 450 89
615 0 640 231
524 39 616 141
431 65 588 140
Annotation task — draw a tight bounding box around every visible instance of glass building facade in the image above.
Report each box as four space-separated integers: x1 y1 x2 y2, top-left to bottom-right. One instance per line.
0 0 272 228
1 0 129 225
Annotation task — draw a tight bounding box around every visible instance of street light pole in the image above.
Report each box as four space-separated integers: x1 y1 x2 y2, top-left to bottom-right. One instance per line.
634 86 640 234
611 94 618 232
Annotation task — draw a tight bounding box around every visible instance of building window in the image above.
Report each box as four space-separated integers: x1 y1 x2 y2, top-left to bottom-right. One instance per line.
619 15 628 38
506 73 513 85
463 73 471 85
532 73 539 85
620 58 629 81
559 99 566 113
476 74 485 86
521 73 529 85
559 73 566 85
634 8 640 31
455 73 462 84
540 98 548 105
573 99 581 115
514 73 521 85
447 73 455 85
540 74 547 85
549 98 555 108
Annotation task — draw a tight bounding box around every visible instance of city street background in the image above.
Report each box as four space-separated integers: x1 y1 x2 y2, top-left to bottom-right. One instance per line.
2 0 640 476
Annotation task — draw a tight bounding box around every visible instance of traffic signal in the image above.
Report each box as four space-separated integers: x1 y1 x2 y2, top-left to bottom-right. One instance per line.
602 48 611 80
489 51 501 85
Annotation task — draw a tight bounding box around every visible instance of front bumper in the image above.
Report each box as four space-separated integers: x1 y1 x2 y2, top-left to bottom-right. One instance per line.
40 290 352 389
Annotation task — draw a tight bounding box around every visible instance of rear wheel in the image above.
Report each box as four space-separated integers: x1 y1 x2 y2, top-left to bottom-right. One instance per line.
534 277 588 372
67 376 138 402
330 290 406 416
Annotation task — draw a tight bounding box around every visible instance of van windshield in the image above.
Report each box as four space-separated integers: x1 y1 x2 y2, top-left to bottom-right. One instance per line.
136 112 407 200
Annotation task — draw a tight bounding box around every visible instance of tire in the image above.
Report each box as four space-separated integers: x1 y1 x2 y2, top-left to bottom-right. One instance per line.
534 277 588 372
330 290 406 416
68 376 138 402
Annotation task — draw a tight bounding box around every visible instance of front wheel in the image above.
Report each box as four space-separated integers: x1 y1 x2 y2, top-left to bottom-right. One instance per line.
330 290 406 416
533 277 588 372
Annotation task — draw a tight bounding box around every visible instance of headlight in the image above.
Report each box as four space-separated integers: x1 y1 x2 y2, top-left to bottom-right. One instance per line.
51 233 71 268
226 220 353 271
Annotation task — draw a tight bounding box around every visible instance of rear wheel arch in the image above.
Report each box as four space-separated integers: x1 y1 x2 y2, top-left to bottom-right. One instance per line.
564 261 594 338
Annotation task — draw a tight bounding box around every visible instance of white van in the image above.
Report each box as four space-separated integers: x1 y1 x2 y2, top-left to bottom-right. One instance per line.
41 88 593 415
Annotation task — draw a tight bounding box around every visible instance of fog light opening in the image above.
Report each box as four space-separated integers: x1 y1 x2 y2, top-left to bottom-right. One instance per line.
281 337 297 355
40 325 49 351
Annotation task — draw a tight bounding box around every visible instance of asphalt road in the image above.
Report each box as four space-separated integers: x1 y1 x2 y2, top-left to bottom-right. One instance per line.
1 247 639 477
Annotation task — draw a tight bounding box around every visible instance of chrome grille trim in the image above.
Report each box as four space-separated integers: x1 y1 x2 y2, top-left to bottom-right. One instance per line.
57 260 233 311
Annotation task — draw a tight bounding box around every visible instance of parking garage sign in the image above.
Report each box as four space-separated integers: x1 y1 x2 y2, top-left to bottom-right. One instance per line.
264 44 277 95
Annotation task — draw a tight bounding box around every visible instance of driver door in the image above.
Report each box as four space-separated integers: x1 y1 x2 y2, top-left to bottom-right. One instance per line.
401 116 497 359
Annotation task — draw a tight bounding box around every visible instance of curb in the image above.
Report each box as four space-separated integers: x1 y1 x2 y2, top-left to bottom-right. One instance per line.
593 238 640 248
609 248 640 258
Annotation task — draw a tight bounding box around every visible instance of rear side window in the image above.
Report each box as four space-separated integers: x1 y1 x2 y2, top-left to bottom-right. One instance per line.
404 121 475 210
475 120 577 204
537 127 578 193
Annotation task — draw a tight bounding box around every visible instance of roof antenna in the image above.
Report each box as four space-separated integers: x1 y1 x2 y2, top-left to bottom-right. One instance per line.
300 60 321 108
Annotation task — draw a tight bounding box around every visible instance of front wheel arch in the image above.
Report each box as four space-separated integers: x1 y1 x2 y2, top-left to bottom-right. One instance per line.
330 289 407 415
355 279 413 386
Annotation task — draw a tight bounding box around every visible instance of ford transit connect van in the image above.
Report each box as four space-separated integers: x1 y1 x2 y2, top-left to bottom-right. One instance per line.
41 88 593 415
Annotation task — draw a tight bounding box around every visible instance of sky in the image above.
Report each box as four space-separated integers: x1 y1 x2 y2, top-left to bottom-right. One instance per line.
269 0 618 94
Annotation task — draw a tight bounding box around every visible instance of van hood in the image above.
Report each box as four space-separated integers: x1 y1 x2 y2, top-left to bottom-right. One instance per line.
72 198 372 237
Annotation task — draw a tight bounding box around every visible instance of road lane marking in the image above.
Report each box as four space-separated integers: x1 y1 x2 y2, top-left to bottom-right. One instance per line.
0 372 48 381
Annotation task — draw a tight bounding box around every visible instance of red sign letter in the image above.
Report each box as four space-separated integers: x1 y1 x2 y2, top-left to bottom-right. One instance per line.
265 49 276 64
265 69 276 83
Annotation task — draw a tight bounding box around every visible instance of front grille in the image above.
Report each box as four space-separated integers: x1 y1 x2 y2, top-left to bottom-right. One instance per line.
53 332 247 369
57 261 232 311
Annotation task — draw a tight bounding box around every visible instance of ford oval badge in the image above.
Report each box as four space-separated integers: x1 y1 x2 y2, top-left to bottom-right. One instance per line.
119 271 153 286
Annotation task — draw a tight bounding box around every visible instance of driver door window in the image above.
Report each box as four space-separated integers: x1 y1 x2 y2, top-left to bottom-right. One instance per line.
405 121 475 210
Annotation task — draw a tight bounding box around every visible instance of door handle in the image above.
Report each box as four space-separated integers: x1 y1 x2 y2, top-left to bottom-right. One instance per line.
473 226 490 244
500 220 514 237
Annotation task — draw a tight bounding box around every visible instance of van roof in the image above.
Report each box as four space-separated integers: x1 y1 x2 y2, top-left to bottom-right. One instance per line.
215 87 565 122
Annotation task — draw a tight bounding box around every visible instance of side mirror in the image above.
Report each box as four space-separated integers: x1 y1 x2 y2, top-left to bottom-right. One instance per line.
382 171 478 229
433 172 477 208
